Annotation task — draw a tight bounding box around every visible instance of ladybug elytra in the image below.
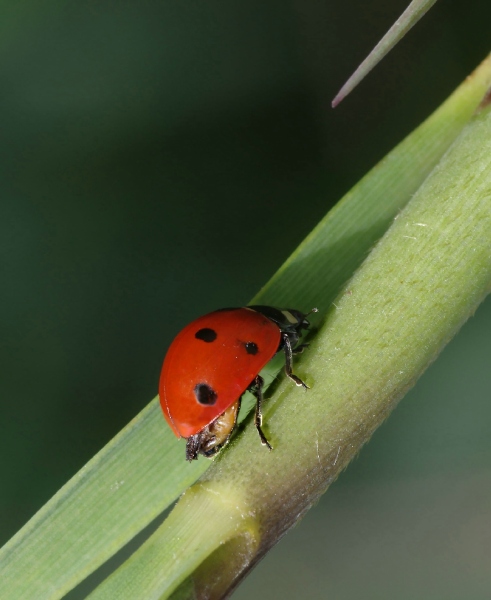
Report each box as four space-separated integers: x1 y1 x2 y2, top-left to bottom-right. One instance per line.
159 305 316 461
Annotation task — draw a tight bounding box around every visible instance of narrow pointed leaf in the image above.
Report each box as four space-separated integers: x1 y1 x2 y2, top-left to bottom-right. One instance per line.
332 0 438 107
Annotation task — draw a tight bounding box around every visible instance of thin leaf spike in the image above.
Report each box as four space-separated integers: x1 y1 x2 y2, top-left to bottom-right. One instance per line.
332 0 439 107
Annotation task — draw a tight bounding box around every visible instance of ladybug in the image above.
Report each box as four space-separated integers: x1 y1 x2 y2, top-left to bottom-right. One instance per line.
159 305 316 461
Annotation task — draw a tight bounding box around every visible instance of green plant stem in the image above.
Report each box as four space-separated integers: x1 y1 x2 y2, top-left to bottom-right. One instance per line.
88 83 491 598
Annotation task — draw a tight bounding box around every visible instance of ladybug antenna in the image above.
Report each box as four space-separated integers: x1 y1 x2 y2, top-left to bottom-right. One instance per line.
305 307 318 317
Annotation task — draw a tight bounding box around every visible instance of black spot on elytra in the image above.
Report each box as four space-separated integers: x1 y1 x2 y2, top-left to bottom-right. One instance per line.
244 341 258 355
194 383 217 405
195 328 217 343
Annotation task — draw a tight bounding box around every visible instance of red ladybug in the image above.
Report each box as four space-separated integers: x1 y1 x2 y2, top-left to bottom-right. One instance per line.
159 305 316 461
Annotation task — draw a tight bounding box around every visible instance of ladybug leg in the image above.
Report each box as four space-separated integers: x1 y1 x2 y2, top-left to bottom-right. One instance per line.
282 333 309 388
292 343 309 355
249 374 273 451
186 433 202 461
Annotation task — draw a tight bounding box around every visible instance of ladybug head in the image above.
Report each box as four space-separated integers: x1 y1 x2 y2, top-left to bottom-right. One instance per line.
249 305 317 335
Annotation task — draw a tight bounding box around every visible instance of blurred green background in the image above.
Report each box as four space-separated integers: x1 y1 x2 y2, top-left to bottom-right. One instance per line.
1 1 490 598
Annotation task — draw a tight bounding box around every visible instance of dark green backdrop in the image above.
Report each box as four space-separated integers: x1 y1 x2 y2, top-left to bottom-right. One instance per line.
1 1 490 598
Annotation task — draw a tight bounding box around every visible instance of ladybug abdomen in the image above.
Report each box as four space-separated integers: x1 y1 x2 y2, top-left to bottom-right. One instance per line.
160 308 281 438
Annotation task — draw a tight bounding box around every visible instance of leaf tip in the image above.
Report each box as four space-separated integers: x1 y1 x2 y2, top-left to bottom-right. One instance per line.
331 93 343 109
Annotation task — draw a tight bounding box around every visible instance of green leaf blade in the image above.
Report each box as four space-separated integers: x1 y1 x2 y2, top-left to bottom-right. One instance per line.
1 55 490 600
88 61 491 599
86 59 491 600
0 400 209 600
